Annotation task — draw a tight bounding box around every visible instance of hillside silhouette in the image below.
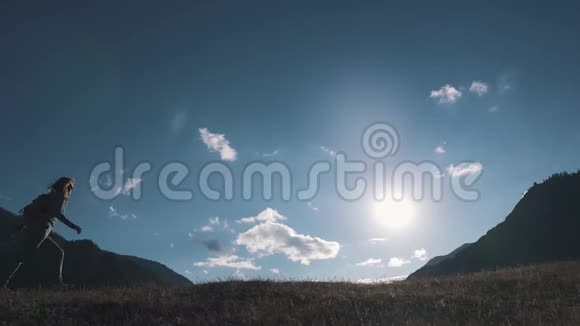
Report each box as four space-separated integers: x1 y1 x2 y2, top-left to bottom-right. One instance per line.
0 208 191 288
410 171 580 278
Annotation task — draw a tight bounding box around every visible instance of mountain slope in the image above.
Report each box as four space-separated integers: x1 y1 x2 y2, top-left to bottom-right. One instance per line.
0 208 191 288
410 171 580 278
423 243 472 267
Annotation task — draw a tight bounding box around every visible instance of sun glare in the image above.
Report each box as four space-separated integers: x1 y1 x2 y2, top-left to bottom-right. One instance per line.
373 198 416 230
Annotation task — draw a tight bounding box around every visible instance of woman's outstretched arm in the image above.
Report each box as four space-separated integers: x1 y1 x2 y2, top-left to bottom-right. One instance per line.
56 213 82 234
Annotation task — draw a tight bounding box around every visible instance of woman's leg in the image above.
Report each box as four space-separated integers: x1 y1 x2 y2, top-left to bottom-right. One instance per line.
45 236 64 285
2 225 51 288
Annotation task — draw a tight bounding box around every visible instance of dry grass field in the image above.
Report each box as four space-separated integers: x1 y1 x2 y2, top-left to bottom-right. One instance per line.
1 261 579 325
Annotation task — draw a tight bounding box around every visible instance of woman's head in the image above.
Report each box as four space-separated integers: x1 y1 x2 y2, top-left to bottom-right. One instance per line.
48 177 75 197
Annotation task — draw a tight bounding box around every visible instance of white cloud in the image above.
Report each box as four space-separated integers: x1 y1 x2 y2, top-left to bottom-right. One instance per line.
198 217 233 234
199 128 237 161
489 105 500 113
108 206 136 221
259 149 280 158
447 162 483 177
235 222 340 265
153 232 160 237
430 84 462 104
368 238 388 243
193 255 261 270
170 243 175 249
201 225 214 232
222 219 236 234
237 208 287 224
501 84 511 93
202 270 209 275
498 74 513 94
118 178 143 196
188 232 194 238
434 145 446 154
270 268 280 274
469 81 489 96
105 177 143 196
412 248 428 261
209 216 220 225
306 202 319 212
184 270 192 275
0 194 12 201
356 258 383 267
320 145 337 158
387 257 411 268
108 206 119 217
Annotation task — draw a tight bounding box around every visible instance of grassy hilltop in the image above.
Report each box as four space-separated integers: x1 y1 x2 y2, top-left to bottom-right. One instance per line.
1 261 579 326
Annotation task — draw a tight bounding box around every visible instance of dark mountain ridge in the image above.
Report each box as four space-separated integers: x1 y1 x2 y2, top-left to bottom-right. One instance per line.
410 171 580 278
423 243 472 267
0 208 191 288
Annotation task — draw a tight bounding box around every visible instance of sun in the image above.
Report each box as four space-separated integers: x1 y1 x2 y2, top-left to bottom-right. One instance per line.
373 198 416 230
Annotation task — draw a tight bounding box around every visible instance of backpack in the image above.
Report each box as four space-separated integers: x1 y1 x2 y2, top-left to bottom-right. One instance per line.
19 194 50 222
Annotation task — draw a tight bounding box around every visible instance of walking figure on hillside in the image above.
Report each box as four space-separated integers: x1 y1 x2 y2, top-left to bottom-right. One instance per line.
3 177 82 290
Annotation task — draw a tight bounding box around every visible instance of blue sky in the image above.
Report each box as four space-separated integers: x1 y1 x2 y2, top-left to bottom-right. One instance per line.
1 1 580 282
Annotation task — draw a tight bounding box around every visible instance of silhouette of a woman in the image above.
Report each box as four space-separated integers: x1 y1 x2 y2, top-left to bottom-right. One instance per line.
3 177 82 290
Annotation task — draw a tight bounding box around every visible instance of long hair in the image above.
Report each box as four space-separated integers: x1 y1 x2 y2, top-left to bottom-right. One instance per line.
48 176 75 208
